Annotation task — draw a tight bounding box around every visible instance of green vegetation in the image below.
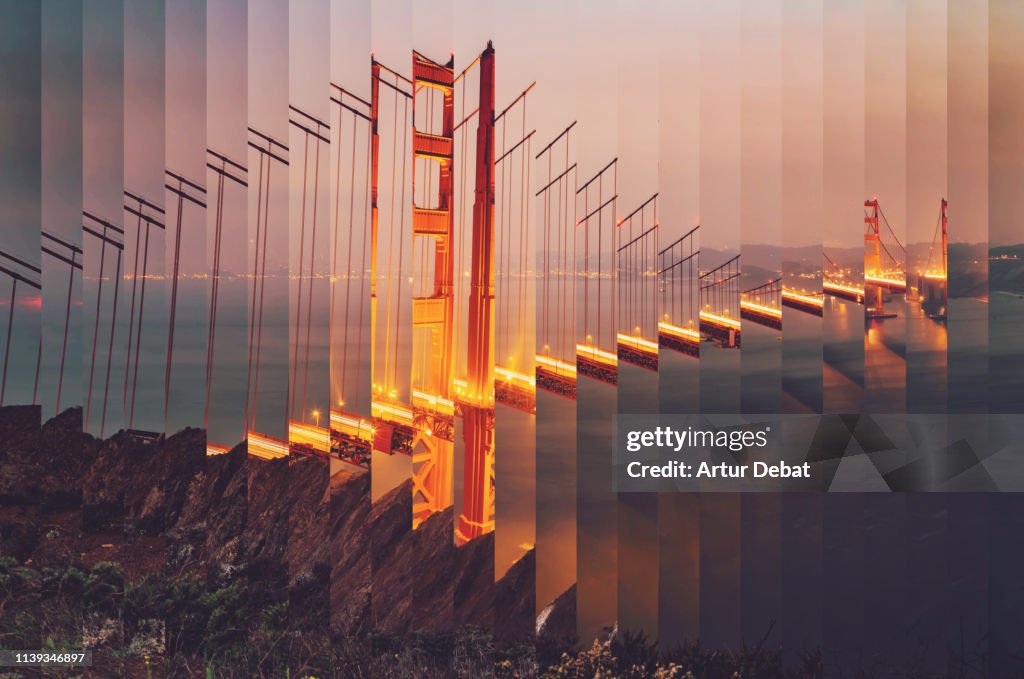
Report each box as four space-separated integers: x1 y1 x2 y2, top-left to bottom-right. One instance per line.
1 558 827 678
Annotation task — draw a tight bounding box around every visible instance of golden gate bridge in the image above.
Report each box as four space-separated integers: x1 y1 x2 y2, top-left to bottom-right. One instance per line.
4 40 951 553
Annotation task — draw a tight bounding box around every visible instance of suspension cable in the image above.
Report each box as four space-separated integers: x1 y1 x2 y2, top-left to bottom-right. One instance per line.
392 93 409 390
291 133 310 420
123 208 142 415
244 153 266 434
84 221 108 431
302 127 323 420
99 247 122 439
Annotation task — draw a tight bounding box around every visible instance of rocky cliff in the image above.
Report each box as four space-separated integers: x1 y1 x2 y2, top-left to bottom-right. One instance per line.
0 406 539 651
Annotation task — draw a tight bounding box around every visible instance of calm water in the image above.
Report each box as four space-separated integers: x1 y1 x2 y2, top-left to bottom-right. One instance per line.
557 289 1024 652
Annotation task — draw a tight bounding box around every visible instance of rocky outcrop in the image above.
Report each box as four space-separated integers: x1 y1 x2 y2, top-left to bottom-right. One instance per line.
124 427 206 537
538 583 577 647
1 406 96 509
328 469 372 636
167 442 248 578
1 406 537 650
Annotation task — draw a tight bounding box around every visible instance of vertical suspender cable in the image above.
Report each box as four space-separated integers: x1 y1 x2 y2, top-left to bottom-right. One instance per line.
166 184 184 424
0 279 17 406
85 226 108 431
129 220 151 428
292 133 310 420
123 211 142 412
393 94 409 389
252 157 272 432
205 169 225 431
302 131 322 419
32 335 41 406
356 123 371 403
332 106 346 396
382 84 398 393
56 256 75 415
100 248 122 439
244 153 266 435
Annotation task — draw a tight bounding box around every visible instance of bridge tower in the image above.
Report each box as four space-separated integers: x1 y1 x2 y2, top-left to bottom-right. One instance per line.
918 197 949 318
941 198 948 278
864 198 883 314
410 50 457 526
365 44 499 538
458 42 497 544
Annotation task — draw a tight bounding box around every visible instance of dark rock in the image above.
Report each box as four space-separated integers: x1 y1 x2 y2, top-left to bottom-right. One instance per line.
412 507 457 633
39 407 95 510
329 469 372 637
453 528 494 631
125 427 206 536
169 440 248 579
82 430 143 532
0 506 40 561
0 405 41 506
370 480 414 633
494 548 536 647
538 583 577 649
284 457 331 633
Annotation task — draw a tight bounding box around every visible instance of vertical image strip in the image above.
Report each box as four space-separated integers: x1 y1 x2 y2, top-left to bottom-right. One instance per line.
905 5 951 677
0 2 43 414
287 1 332 674
411 0 457 641
41 1 83 426
573 0 620 643
945 0 991 670
368 0 415 636
532 1 578 648
491 0 540 648
246 0 290 450
123 0 166 436
655 0 701 649
205 0 249 456
328 0 375 657
613 0 660 641
987 0 1024 674
697 0 742 652
244 2 291 675
739 0 783 654
862 1 910 671
821 3 866 672
82 0 125 440
1 4 43 653
780 0 825 670
165 0 207 437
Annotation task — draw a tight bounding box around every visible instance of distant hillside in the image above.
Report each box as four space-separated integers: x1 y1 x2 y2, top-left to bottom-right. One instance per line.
990 243 1024 293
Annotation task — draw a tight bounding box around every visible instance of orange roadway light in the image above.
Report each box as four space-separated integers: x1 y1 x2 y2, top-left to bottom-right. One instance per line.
700 310 742 331
658 321 701 342
740 300 783 319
